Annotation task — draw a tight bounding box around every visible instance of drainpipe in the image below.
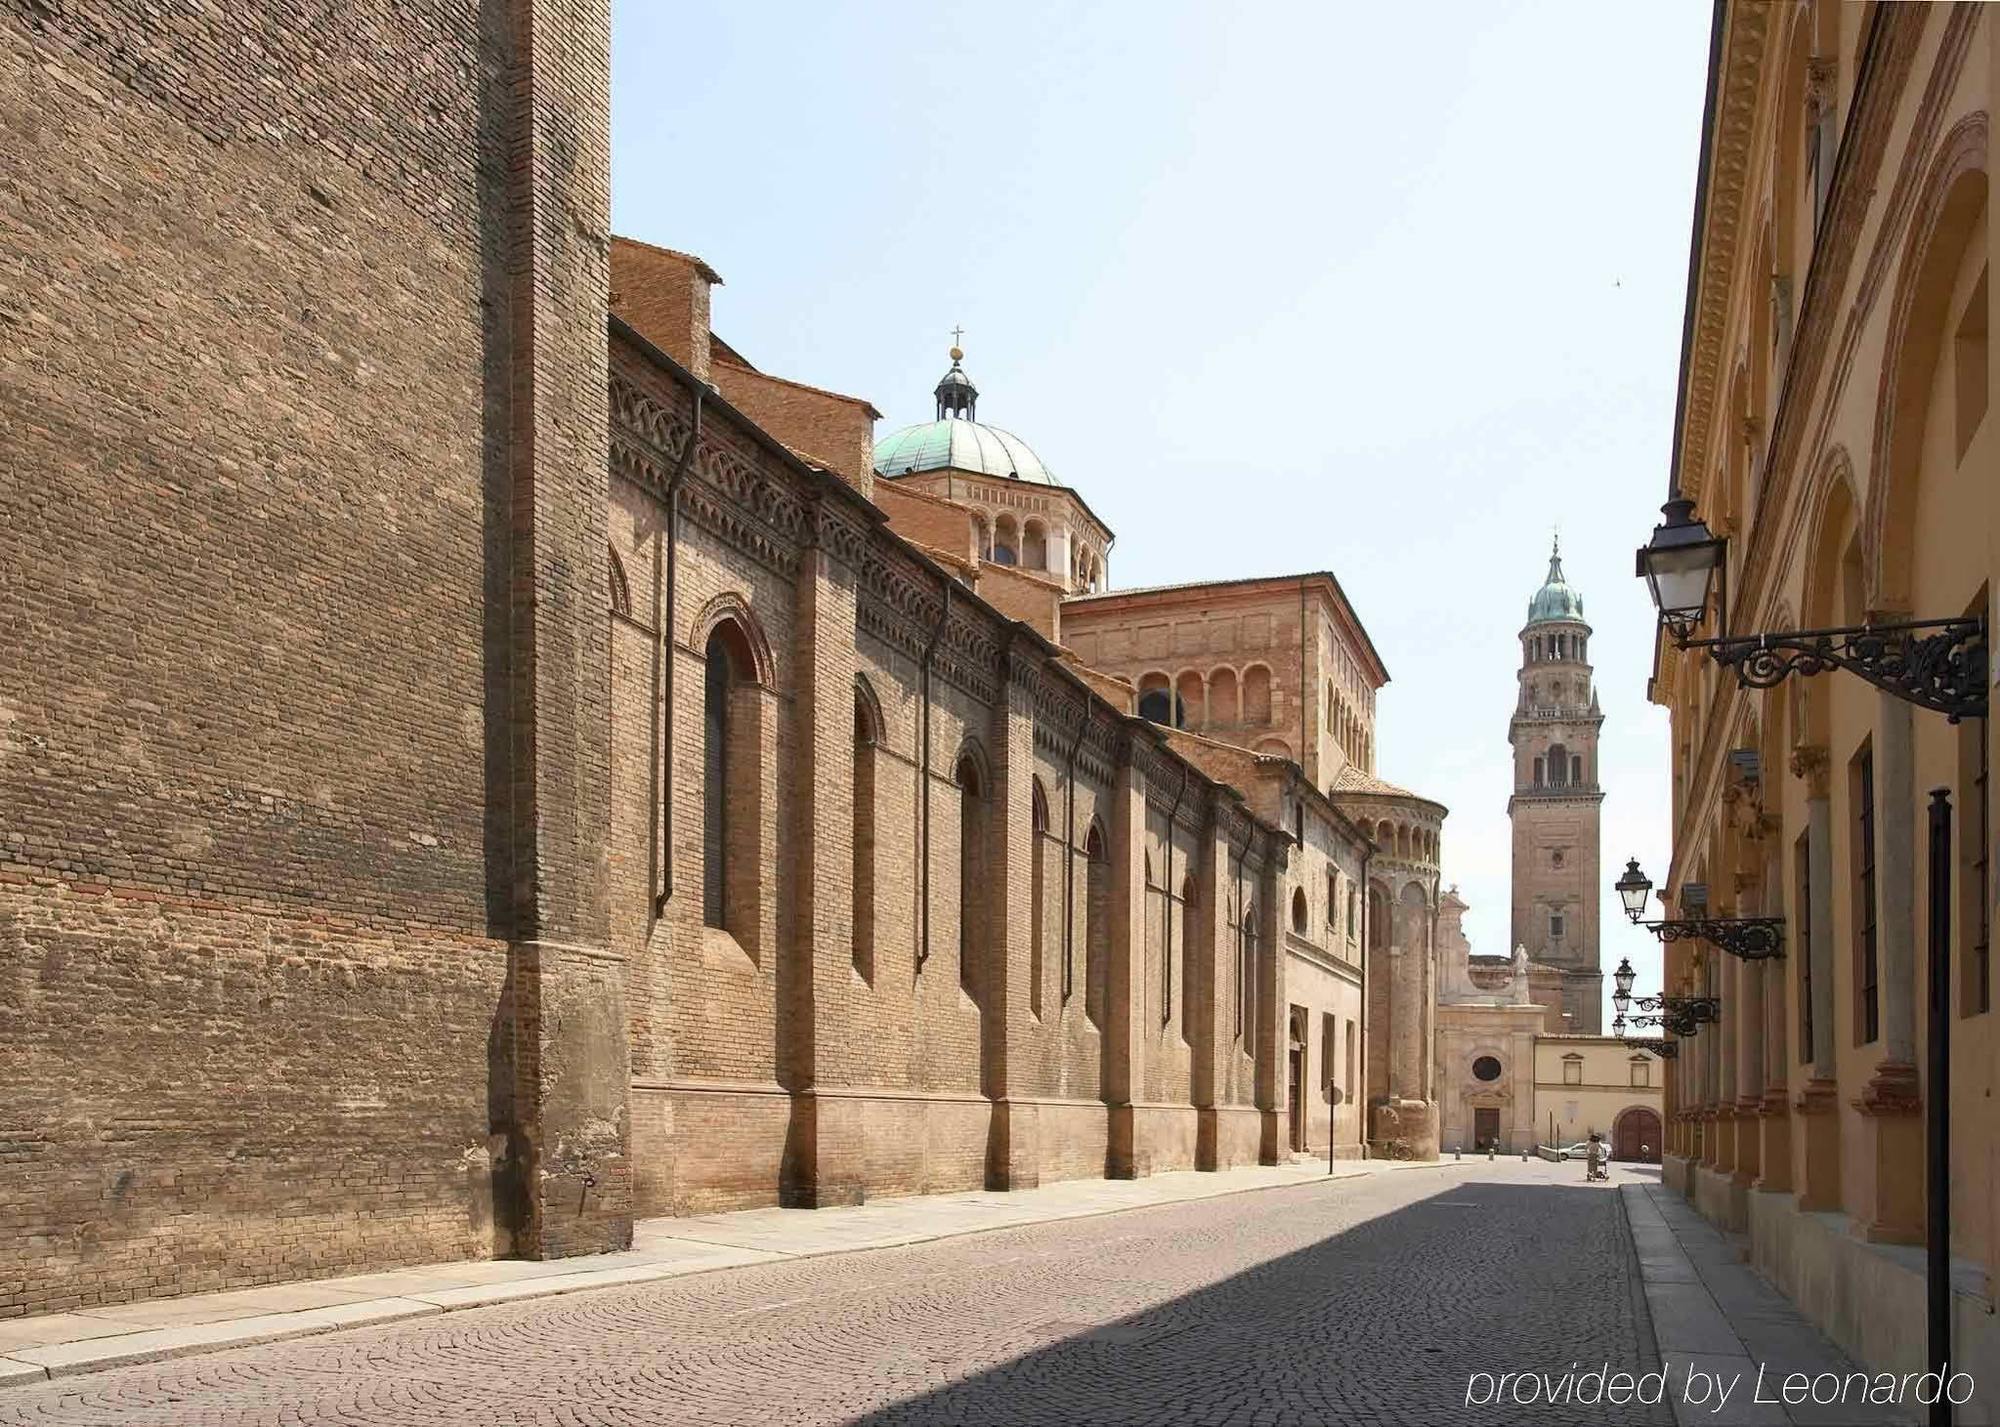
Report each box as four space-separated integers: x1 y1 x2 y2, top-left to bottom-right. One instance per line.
916 579 952 969
655 386 705 913
1162 762 1189 1025
1061 712 1087 1000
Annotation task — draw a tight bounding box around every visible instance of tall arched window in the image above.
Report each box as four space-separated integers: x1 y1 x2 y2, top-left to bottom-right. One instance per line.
957 753 984 1001
1031 779 1049 1019
852 691 878 982
1291 887 1309 935
702 621 756 932
1085 822 1109 1027
1180 873 1198 1043
1548 742 1568 788
1237 898 1258 1043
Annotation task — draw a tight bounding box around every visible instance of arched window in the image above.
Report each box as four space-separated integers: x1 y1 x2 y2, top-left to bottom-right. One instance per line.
1180 873 1198 1043
1347 884 1360 943
1533 755 1545 788
1326 869 1338 932
1243 665 1272 724
702 620 756 933
852 691 878 982
1031 779 1049 1018
608 546 632 619
1548 743 1568 788
1085 821 1109 1027
992 513 1018 566
1571 754 1583 786
1237 897 1258 1042
1137 672 1183 728
1367 884 1388 954
1208 667 1240 724
957 752 984 1000
1291 886 1309 935
1021 519 1048 570
1176 670 1205 729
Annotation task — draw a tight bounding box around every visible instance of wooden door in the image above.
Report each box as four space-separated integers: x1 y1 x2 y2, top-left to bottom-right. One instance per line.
1473 1107 1500 1151
1614 1107 1661 1162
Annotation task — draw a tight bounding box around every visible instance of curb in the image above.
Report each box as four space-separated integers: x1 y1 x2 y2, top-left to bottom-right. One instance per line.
0 1158 1470 1387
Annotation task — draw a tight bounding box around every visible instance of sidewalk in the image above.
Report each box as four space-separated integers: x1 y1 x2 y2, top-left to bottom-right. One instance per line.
1 1156 1455 1387
1623 1181 1913 1426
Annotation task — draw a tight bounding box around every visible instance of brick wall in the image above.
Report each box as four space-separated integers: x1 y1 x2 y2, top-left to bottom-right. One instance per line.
0 0 619 1309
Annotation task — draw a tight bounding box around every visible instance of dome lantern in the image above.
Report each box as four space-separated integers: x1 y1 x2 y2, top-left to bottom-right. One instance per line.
934 333 978 421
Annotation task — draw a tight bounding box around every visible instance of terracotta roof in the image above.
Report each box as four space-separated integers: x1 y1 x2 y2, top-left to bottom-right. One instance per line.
719 363 882 418
611 235 723 285
1331 764 1418 797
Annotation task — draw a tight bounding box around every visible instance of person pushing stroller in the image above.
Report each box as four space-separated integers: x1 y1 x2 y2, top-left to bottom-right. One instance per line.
1584 1132 1609 1182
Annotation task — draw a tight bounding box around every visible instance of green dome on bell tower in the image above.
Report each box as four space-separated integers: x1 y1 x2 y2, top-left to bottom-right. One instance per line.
1526 536 1587 626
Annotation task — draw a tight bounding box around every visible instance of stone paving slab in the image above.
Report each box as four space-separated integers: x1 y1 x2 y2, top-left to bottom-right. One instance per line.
0 1156 1441 1388
1623 1182 1913 1427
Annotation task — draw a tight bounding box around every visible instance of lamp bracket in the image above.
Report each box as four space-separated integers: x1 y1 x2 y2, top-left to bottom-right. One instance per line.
1681 617 1987 723
1645 916 1786 960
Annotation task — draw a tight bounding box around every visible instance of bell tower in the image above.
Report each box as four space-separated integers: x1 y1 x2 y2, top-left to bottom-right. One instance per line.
1507 538 1605 1032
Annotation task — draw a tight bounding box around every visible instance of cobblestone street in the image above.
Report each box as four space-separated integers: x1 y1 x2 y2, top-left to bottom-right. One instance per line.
0 1161 1673 1427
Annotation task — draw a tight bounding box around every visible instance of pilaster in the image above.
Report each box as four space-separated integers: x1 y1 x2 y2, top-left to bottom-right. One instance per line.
492 0 627 1259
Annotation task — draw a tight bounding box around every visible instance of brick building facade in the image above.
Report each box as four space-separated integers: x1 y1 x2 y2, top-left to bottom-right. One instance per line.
0 3 1447 1316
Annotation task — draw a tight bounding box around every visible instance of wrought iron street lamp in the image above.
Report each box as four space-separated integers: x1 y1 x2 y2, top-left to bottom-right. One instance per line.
1615 859 1653 923
1612 857 1785 959
1636 498 1727 642
1612 956 1636 1019
1636 498 1988 723
1623 1036 1676 1059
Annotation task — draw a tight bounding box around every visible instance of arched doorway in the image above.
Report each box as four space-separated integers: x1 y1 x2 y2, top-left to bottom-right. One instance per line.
1613 1106 1662 1163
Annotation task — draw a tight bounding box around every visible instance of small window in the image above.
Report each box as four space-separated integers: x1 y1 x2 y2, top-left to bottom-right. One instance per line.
1563 1057 1583 1086
1550 848 1565 868
1550 912 1565 940
1291 887 1309 935
1472 1055 1502 1083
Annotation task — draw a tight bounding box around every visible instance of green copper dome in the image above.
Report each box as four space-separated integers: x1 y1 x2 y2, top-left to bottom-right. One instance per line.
874 417 1055 485
1527 539 1586 625
874 343 1058 485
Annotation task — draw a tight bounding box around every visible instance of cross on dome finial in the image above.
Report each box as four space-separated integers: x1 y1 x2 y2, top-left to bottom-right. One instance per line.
949 325 965 362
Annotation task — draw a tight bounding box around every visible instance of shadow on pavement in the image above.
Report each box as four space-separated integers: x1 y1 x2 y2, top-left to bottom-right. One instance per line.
848 1173 1672 1427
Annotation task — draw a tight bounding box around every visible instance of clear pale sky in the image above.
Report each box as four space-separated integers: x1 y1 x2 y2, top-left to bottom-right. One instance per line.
610 1 1715 1026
